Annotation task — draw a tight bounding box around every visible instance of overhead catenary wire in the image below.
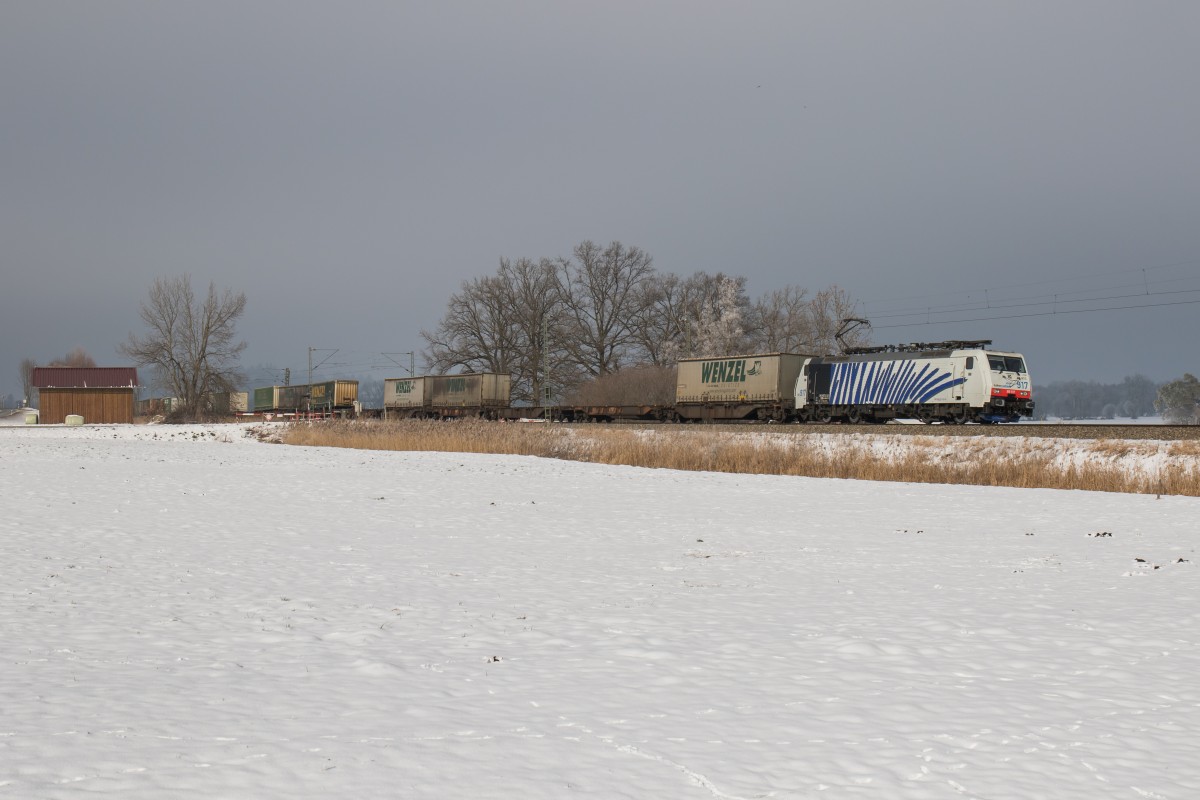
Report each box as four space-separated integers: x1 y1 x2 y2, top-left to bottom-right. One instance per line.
871 296 1200 330
860 257 1200 313
866 286 1200 323
864 273 1200 320
858 257 1200 330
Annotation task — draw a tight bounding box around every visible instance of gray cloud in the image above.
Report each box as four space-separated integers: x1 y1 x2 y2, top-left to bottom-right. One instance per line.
3 1 1198 402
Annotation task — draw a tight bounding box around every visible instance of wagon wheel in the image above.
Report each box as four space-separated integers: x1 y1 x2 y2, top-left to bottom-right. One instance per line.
915 409 936 425
812 409 833 424
844 407 862 424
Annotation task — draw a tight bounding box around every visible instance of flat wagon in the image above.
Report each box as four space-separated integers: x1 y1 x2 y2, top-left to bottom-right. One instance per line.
308 380 358 411
384 373 511 419
253 386 283 413
253 380 359 415
675 353 812 422
383 377 426 411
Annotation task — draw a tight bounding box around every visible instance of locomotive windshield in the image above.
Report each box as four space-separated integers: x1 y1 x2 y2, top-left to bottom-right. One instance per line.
987 355 1026 373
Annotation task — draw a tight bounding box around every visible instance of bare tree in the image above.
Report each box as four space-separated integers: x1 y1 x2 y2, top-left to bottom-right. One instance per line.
555 241 655 378
745 285 866 355
1120 374 1158 419
422 272 519 376
746 286 811 353
689 274 748 357
48 347 97 367
628 272 694 366
659 271 751 359
498 257 568 404
421 258 563 403
18 358 36 407
802 286 866 353
18 348 94 408
120 275 247 420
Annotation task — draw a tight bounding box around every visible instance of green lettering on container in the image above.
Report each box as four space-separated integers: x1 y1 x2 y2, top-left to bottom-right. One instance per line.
700 359 749 384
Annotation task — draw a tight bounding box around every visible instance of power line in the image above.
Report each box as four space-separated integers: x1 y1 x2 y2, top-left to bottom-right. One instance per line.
865 271 1200 317
872 296 1200 330
867 285 1200 323
861 257 1200 312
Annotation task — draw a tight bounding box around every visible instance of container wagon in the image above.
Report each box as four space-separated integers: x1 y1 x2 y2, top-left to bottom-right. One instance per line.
253 380 359 415
426 373 510 410
383 377 426 417
208 391 248 415
675 353 812 422
384 373 511 419
253 386 284 413
308 380 359 411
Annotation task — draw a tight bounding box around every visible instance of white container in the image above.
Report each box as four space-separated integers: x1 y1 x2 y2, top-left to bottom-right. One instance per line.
25 412 38 425
383 376 426 408
65 414 84 426
676 353 809 404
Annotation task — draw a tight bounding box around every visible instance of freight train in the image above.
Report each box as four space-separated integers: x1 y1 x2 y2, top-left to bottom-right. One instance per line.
367 340 1034 424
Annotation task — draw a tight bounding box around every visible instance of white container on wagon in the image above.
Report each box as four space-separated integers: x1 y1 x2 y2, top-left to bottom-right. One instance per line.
383 377 426 408
675 353 812 422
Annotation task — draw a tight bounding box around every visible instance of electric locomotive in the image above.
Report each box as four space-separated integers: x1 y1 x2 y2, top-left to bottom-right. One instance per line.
793 340 1033 424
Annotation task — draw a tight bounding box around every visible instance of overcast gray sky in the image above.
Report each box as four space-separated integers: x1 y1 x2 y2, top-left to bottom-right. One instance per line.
3 1 1198 401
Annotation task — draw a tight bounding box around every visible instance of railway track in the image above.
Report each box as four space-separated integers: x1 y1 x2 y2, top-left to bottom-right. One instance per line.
570 422 1200 441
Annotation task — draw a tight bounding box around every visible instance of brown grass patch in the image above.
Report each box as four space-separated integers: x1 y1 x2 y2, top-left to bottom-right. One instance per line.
279 420 1200 497
1167 440 1200 457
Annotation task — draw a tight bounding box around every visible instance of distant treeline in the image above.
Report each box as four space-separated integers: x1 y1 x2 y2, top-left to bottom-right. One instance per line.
1032 375 1159 420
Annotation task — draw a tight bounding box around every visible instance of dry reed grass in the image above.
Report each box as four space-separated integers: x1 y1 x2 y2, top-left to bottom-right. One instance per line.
1167 440 1200 457
279 420 1200 497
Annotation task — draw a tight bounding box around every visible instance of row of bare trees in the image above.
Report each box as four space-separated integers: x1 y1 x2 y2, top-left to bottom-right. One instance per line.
421 240 863 403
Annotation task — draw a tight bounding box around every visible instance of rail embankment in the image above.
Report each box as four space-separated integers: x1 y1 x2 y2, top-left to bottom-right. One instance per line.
279 420 1200 497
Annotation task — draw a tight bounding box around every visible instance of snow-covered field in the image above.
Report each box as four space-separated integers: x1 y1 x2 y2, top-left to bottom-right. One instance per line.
2 424 1197 799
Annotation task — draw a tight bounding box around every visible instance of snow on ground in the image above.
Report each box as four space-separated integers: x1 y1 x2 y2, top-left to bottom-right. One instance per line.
1 424 1198 799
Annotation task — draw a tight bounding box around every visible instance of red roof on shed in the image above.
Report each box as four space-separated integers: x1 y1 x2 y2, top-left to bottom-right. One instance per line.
32 367 139 389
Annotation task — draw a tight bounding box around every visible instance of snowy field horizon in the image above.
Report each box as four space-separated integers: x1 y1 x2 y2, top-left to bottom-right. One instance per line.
2 424 1197 798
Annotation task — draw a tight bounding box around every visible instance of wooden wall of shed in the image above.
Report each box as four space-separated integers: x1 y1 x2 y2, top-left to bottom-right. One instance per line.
39 389 135 424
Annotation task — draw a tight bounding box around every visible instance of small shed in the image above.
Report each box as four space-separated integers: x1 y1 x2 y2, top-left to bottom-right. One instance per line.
32 367 140 424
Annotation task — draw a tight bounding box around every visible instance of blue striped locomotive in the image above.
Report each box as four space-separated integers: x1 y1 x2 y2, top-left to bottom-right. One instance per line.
794 340 1033 424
